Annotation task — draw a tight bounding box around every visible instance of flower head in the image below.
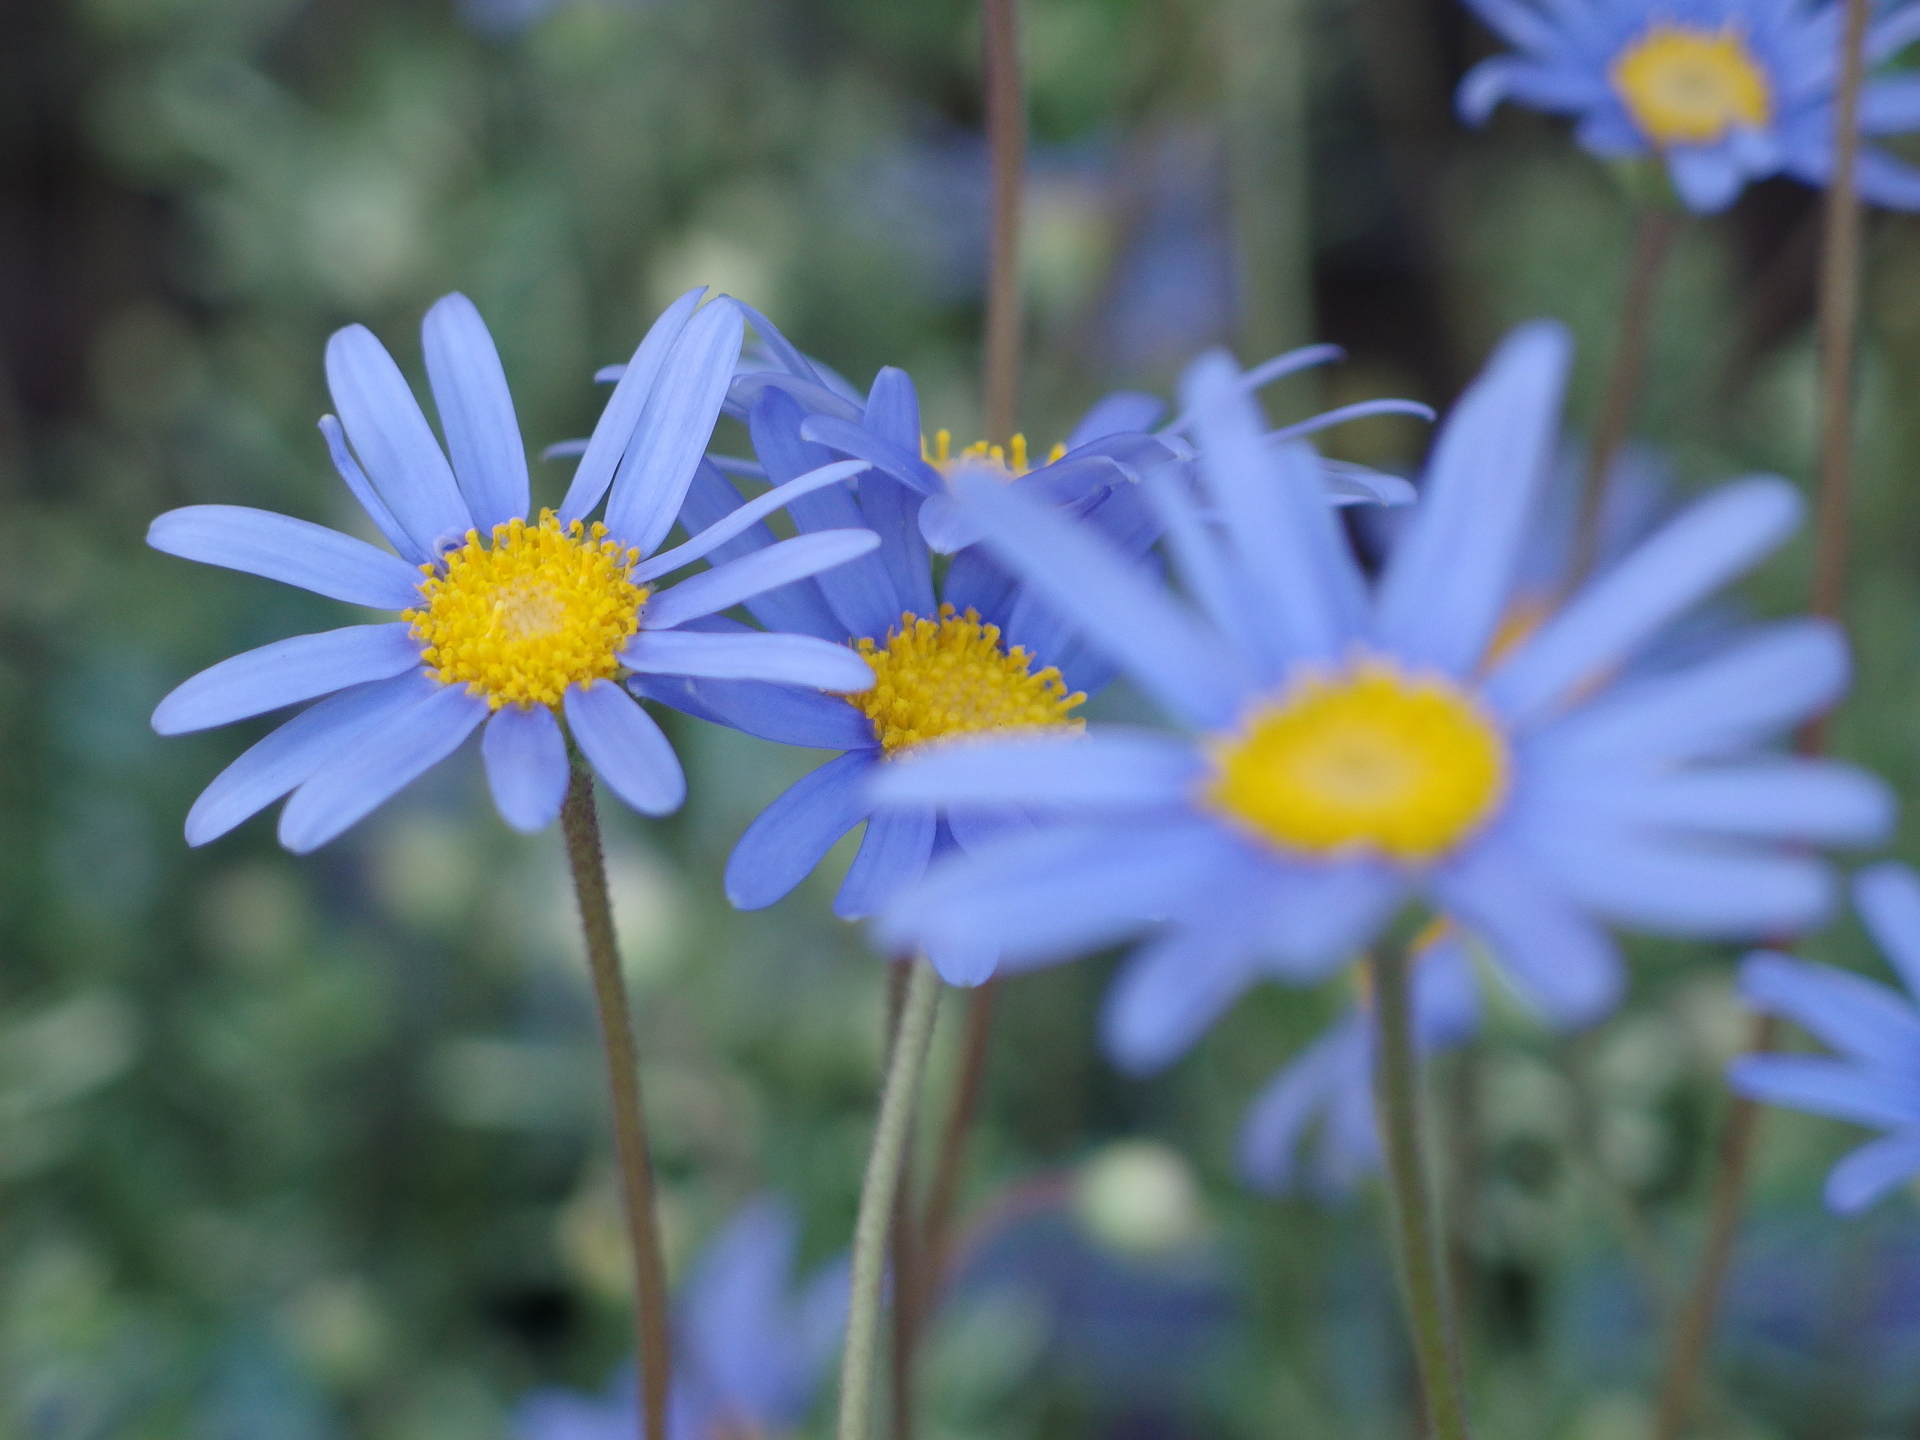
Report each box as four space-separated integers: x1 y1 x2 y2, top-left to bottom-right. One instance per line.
149 290 877 851
1730 862 1920 1214
873 321 1891 1064
1457 0 1920 212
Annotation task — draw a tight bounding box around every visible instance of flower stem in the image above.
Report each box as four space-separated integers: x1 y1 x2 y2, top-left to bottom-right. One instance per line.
837 958 943 1440
982 0 1025 445
1651 5 1870 1435
1372 939 1473 1440
561 764 672 1440
1564 206 1679 594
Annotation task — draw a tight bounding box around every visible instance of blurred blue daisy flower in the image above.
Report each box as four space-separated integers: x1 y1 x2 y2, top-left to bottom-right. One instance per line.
874 320 1891 1055
1457 0 1920 212
149 290 877 852
515 1195 848 1440
1730 862 1920 1214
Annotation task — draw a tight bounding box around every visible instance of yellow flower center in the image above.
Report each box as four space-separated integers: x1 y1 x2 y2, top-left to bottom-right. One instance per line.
1203 660 1509 864
405 510 647 710
1610 23 1771 147
921 430 1068 478
849 604 1085 753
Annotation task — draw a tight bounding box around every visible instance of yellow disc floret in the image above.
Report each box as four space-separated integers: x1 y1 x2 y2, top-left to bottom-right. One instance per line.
922 430 1068 478
1610 23 1771 147
1203 659 1509 864
849 604 1085 753
406 510 647 710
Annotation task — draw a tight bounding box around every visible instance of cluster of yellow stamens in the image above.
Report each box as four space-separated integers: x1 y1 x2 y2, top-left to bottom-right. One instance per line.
1610 22 1772 146
921 430 1068 478
1203 660 1509 864
848 604 1085 753
406 510 647 710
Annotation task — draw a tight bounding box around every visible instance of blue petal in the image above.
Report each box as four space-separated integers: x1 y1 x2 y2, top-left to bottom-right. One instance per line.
630 674 876 749
1825 1132 1920 1214
183 673 436 845
1859 75 1920 134
725 751 878 909
560 287 705 523
1100 908 1267 1074
681 1198 813 1427
1666 146 1747 213
1067 390 1166 445
860 366 922 451
675 460 842 638
481 704 569 833
800 415 943 498
148 505 422 609
278 682 488 852
858 474 937 618
1237 1016 1366 1196
152 623 421 735
1728 1054 1920 1129
605 299 747 556
1374 320 1573 676
1855 863 1920 1001
642 531 882 630
1413 935 1483 1050
564 681 686 817
834 806 936 920
623 629 875 691
1853 145 1920 210
926 931 999 987
318 415 423 564
637 461 869 581
938 548 1019 627
872 730 1203 811
1268 398 1437 443
1486 478 1803 726
1457 55 1603 124
1576 762 1892 846
1739 951 1920 1072
1257 859 1404 976
422 292 530 533
323 323 472 556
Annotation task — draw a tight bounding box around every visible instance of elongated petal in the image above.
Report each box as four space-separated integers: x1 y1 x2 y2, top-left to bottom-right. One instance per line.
873 730 1203 811
1826 1132 1920 1214
636 461 869 580
1375 320 1572 675
1486 478 1803 726
675 461 842 638
1238 1019 1364 1194
1268 397 1436 442
149 505 422 609
1069 390 1165 444
1534 826 1834 939
861 366 922 451
642 531 881 630
482 703 569 833
1854 863 1920 1001
319 415 423 564
1739 952 1920 1071
561 287 705 523
324 323 472 556
725 752 878 909
564 680 686 816
422 292 529 533
630 674 877 749
278 683 488 852
858 473 937 619
605 299 747 556
184 673 436 845
834 806 936 920
1728 1054 1920 1129
1101 909 1267 1073
152 623 421 735
799 415 943 497
623 629 875 691
1553 761 1892 847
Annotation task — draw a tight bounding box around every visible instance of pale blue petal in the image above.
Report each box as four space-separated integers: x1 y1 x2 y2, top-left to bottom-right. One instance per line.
318 415 423 564
630 675 876 750
799 415 943 497
834 807 937 920
858 473 937 618
1267 397 1436 442
725 752 877 909
675 460 842 638
1459 55 1604 122
152 623 421 735
1100 910 1268 1073
1069 391 1165 444
642 531 881 630
1414 937 1483 1049
1859 75 1920 134
148 505 422 609
1738 951 1920 1071
1485 478 1802 726
861 366 922 450
681 1198 811 1425
278 683 488 852
872 730 1202 811
606 299 748 556
323 323 472 556
1238 1018 1365 1196
926 932 999 987
1826 1132 1920 1214
1374 320 1573 675
636 461 869 580
564 681 686 817
422 292 530 533
622 629 875 691
560 287 705 523
1576 762 1892 846
183 673 436 845
1257 860 1404 976
944 807 1038 855
1728 1055 1920 1129
482 704 569 833
1855 863 1920 1000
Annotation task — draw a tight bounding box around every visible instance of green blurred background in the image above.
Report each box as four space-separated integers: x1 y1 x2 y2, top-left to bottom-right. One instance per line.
10 0 1920 1434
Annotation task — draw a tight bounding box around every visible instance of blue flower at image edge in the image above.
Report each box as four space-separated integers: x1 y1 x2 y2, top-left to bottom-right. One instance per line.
871 320 1892 1071
515 1196 848 1440
1732 862 1920 1213
1458 0 1920 212
147 290 877 851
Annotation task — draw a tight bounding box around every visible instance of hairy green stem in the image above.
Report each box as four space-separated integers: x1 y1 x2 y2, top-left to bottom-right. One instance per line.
837 958 943 1440
561 765 673 1440
1373 940 1473 1440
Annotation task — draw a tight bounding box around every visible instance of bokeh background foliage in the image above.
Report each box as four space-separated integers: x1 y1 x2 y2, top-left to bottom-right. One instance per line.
10 0 1920 1434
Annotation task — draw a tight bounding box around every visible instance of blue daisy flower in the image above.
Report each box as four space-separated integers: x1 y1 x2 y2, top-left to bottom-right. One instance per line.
148 289 878 852
514 1195 848 1440
1457 0 1920 212
872 320 1892 1058
1729 862 1920 1214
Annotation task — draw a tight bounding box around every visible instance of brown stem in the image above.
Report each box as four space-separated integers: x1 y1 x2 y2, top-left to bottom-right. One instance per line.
1565 208 1679 595
921 978 999 1297
982 0 1025 444
562 764 673 1440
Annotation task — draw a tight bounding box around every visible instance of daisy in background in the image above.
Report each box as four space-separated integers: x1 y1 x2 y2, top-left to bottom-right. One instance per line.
873 320 1892 1069
1730 862 1920 1213
635 314 1427 983
1457 0 1920 212
515 1195 848 1440
148 289 878 852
